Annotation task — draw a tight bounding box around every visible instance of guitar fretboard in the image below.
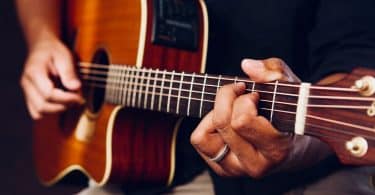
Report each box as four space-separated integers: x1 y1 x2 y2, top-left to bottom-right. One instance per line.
80 63 303 133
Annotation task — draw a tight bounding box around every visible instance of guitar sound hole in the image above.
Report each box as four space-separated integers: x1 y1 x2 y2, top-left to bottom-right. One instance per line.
84 49 109 114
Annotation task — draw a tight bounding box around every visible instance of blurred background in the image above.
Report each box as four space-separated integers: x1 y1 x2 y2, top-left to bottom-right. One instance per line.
0 1 81 194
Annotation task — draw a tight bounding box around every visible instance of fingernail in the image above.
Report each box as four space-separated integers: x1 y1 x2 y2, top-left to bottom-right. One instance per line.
69 80 81 89
242 59 264 69
235 81 246 88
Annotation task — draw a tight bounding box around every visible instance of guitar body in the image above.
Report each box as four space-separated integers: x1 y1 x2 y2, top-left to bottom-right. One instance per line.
33 0 208 186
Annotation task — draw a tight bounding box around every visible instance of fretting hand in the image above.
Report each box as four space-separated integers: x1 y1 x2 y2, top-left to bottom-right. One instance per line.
191 58 300 177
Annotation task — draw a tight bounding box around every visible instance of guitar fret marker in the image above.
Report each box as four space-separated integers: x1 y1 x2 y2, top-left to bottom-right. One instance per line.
270 80 278 122
295 82 311 135
187 73 196 116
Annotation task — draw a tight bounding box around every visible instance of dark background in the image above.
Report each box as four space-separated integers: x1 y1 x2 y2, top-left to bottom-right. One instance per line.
0 1 81 194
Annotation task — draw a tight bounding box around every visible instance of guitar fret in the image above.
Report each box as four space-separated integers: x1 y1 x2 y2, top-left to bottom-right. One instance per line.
119 66 126 105
167 71 175 113
252 81 256 92
270 80 278 122
105 66 113 102
126 66 135 106
109 66 117 103
122 67 129 105
158 70 167 112
151 69 159 110
111 66 118 103
132 67 140 107
138 69 146 108
113 66 118 103
176 72 184 114
199 74 207 117
187 73 196 116
144 70 151 109
217 75 222 92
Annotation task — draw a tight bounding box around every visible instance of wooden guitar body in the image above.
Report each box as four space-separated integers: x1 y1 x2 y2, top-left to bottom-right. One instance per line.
33 0 208 186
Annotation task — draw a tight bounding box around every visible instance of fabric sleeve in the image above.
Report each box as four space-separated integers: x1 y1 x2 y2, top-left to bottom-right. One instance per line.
308 0 375 82
274 0 375 173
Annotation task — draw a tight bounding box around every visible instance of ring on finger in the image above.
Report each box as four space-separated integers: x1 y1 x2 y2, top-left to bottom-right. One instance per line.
209 144 229 163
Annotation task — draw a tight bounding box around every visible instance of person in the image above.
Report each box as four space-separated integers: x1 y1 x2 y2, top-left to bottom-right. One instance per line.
16 0 375 195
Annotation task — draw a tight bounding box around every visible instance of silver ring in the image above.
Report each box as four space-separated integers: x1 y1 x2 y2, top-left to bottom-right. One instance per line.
209 144 229 163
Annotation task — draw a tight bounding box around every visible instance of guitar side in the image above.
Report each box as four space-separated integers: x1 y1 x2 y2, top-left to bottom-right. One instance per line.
33 0 208 187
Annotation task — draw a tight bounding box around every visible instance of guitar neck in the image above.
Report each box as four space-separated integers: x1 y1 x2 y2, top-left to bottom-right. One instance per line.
80 63 306 134
80 62 375 165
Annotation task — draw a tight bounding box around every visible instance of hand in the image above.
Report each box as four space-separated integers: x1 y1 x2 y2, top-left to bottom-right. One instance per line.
20 37 84 120
191 58 296 178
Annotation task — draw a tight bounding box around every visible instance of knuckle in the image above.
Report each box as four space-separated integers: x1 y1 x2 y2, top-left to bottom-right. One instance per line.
267 147 288 163
34 104 44 115
231 115 249 133
190 129 206 148
246 164 268 179
212 115 228 130
41 89 53 101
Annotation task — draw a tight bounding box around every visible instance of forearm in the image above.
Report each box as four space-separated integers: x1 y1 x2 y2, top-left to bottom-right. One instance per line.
16 0 62 49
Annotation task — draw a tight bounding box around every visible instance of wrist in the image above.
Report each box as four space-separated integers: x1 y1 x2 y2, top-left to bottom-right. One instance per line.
27 27 61 51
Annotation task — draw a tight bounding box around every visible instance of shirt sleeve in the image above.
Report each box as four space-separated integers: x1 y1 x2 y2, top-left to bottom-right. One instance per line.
274 0 375 173
308 0 375 82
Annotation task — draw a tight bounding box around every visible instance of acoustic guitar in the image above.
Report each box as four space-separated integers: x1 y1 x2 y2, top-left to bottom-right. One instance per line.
34 0 375 188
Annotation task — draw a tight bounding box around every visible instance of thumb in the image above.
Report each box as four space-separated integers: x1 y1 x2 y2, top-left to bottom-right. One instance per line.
53 49 81 91
241 58 284 82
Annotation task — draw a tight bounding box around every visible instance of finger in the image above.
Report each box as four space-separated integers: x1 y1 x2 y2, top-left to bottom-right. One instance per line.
241 58 285 82
216 125 272 178
53 48 81 91
233 115 290 163
231 92 259 120
191 112 227 159
49 88 85 104
21 78 66 119
212 82 246 130
199 149 245 177
264 58 301 82
191 112 244 176
23 60 55 101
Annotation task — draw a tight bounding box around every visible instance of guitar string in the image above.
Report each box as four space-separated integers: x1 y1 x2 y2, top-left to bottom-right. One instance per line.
80 81 375 141
272 117 375 141
80 73 373 109
81 80 375 134
79 62 362 93
79 66 375 102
